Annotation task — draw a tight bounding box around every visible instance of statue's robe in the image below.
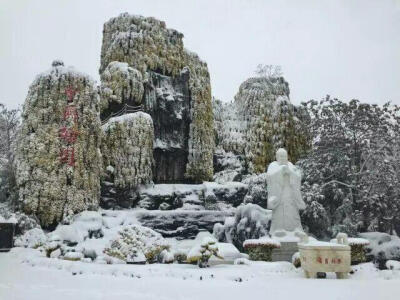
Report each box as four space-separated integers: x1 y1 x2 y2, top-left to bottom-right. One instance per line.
267 161 305 234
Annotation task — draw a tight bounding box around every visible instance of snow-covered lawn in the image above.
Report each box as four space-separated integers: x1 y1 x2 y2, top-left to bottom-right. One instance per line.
0 248 399 300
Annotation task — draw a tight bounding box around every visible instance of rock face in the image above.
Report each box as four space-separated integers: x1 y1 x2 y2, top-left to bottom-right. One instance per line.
135 210 233 240
101 112 154 209
99 13 214 184
214 76 310 174
16 61 102 228
137 182 248 211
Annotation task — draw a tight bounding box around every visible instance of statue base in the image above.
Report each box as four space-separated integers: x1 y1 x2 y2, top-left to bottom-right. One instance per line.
271 242 299 262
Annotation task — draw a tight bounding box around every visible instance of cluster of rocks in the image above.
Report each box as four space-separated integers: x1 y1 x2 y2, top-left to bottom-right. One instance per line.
14 13 309 245
15 13 215 229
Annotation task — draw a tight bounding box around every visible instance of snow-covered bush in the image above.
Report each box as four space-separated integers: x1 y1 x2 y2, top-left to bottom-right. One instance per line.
359 232 400 269
331 237 369 265
14 228 47 248
158 249 174 264
16 61 103 228
213 203 271 251
243 237 280 261
187 236 222 268
104 224 169 263
241 172 269 207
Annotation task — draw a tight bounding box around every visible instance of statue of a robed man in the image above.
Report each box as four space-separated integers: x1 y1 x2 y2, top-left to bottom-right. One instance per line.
267 148 306 234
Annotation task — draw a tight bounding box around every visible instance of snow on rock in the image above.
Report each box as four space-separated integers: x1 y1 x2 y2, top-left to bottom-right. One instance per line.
135 209 232 239
16 61 103 228
14 228 47 248
101 112 154 208
100 61 144 110
243 237 281 248
212 242 243 261
137 182 247 211
215 76 309 174
386 260 400 270
359 232 400 269
330 237 370 246
100 13 214 183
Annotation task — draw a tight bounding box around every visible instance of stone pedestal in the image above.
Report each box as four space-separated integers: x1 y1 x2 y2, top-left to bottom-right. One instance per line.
271 242 298 262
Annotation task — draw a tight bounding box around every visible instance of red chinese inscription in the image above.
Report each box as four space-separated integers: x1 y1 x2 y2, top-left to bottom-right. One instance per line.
59 127 78 143
65 87 76 102
63 106 78 122
60 147 75 166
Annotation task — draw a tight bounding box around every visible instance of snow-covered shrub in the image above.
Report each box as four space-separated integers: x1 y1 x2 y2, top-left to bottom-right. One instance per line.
359 232 400 269
16 61 103 228
386 260 400 270
213 203 271 251
241 172 268 207
158 249 174 264
104 224 169 263
174 250 187 264
14 228 47 248
243 237 280 261
187 236 222 268
331 237 370 265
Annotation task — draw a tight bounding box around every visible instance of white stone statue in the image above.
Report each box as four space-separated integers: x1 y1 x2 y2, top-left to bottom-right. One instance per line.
267 148 306 234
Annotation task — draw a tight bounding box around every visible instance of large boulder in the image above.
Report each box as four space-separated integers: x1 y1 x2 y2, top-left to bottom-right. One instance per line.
16 61 103 228
101 112 154 208
215 76 309 174
99 13 214 183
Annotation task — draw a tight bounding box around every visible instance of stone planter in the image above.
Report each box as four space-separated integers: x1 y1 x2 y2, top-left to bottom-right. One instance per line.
0 222 16 252
243 238 280 262
299 240 351 279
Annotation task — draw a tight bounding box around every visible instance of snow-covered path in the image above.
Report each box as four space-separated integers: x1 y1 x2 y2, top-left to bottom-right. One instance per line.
0 248 399 300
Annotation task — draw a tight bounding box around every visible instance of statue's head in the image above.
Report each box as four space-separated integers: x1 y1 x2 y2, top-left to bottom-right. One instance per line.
276 148 288 165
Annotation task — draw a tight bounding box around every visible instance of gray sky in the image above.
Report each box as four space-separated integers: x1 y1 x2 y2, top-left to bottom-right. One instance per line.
1 0 400 109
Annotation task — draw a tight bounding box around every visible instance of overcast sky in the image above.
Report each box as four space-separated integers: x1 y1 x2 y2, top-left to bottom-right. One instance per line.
1 0 400 109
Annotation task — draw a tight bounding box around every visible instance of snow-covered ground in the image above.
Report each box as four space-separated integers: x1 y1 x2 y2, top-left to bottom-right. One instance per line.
0 248 399 300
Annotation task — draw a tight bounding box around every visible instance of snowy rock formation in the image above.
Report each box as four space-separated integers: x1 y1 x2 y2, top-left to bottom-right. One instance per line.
99 13 214 183
101 112 154 208
214 76 309 174
16 61 103 228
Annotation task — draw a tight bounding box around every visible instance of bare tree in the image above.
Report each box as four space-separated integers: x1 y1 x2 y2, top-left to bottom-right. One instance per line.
0 103 20 204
